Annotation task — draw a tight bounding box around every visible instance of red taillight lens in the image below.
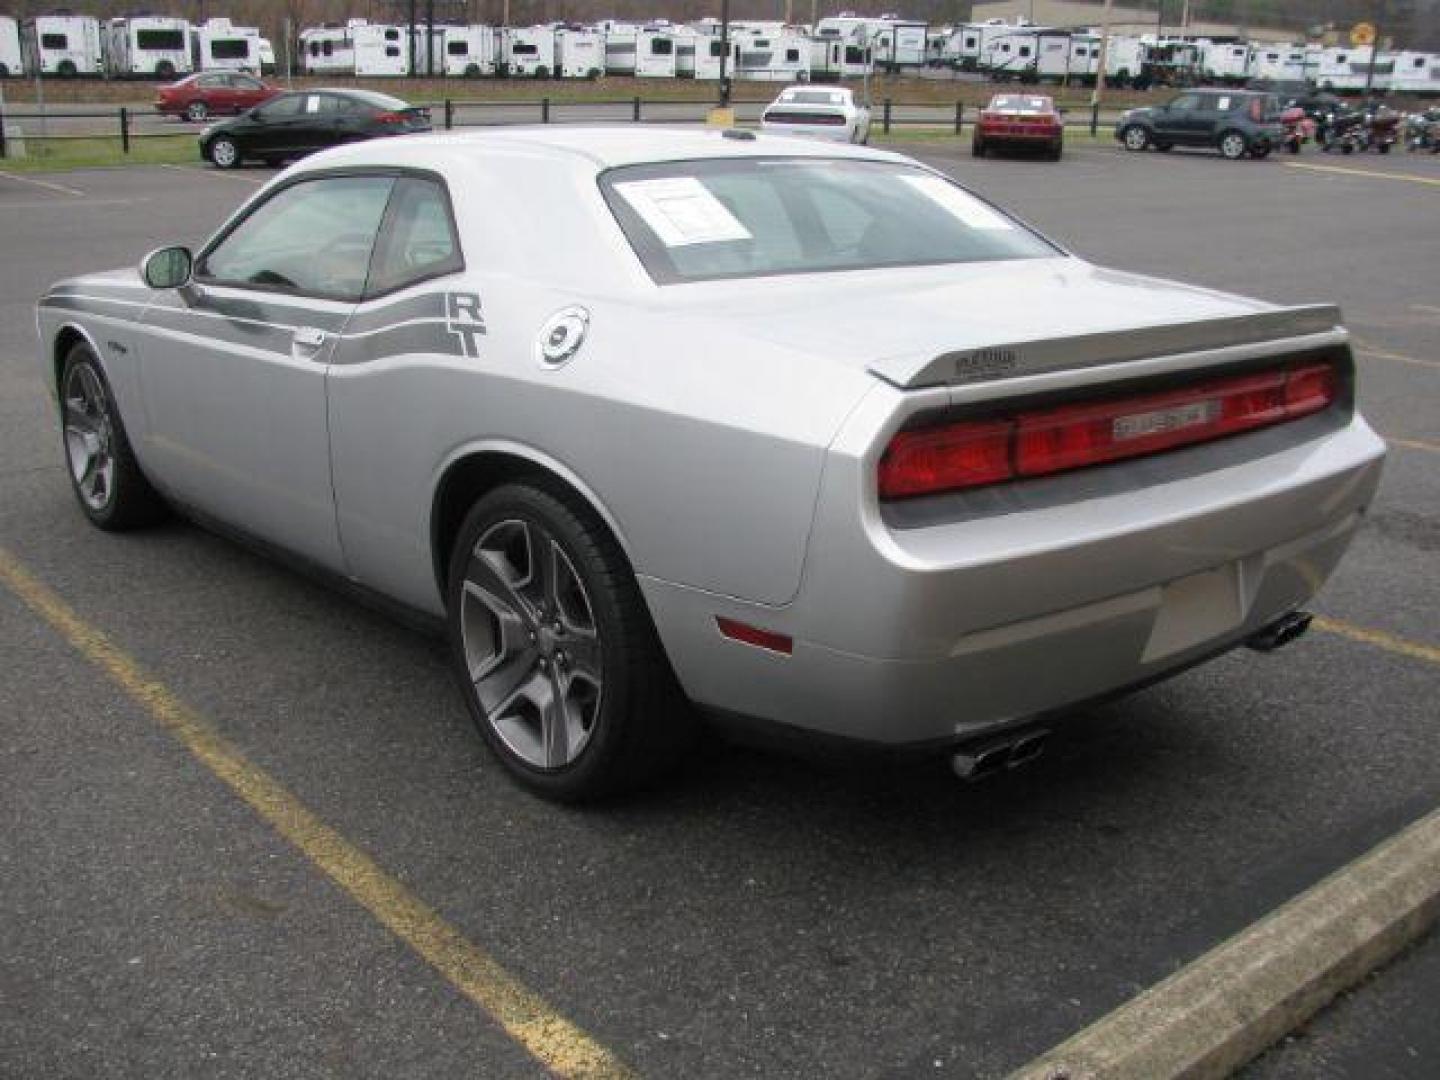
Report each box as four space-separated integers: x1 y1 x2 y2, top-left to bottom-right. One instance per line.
877 419 1014 499
715 617 793 655
375 111 406 124
878 363 1338 500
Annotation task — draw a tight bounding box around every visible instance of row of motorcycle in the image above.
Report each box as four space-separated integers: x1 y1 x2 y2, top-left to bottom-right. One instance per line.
1280 101 1440 155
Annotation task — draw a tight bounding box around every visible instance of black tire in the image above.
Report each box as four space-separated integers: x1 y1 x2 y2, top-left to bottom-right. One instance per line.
1378 142 1391 154
446 481 694 801
1156 141 1174 151
534 65 550 79
1120 124 1149 151
1250 143 1271 159
208 135 242 169
58 343 167 531
185 100 209 122
156 61 175 80
465 64 481 78
0 64 10 78
1049 139 1063 161
260 156 284 168
1219 129 1249 160
1287 139 1301 154
971 136 986 157
57 60 77 78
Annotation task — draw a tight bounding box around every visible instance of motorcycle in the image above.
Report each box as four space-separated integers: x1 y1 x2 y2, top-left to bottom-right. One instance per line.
1405 109 1440 153
1319 108 1366 154
1280 105 1315 154
1362 105 1400 154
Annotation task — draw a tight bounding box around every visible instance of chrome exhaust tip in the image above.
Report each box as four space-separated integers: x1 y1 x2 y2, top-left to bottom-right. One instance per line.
952 728 1050 781
1246 610 1314 653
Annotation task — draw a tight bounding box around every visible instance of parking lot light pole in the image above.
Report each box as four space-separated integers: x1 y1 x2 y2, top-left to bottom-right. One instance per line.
1092 0 1115 132
719 0 732 107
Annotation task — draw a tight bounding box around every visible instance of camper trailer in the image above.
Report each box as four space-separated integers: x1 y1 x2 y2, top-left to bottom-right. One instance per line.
1197 39 1250 85
1314 46 1394 92
810 22 871 81
409 24 447 77
1390 51 1440 95
1067 33 1101 82
442 25 500 77
0 16 23 77
104 16 191 78
556 27 604 79
1102 35 1148 86
353 24 409 76
298 24 359 76
731 27 810 82
635 27 678 77
676 27 727 79
23 15 104 77
1247 44 1308 84
870 19 928 72
980 26 1053 80
190 19 262 75
506 27 556 78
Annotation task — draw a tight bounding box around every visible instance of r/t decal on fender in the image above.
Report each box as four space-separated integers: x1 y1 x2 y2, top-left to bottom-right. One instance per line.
446 292 487 358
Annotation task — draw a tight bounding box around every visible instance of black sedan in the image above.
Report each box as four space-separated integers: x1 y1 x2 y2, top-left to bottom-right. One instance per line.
200 89 430 169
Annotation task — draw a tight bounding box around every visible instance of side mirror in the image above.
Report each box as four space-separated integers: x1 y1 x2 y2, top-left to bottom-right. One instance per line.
141 246 193 290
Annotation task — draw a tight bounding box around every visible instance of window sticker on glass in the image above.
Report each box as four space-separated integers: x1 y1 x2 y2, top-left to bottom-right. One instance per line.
613 177 753 247
900 175 1014 231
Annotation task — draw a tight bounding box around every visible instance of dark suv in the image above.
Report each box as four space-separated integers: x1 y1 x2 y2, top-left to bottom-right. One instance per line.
1116 90 1284 159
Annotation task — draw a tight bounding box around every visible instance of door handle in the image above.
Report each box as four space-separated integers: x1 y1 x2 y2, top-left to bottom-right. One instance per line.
293 326 328 352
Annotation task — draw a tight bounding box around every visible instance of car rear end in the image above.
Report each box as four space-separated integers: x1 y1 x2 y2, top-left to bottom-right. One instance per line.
979 100 1062 149
762 96 856 144
365 104 432 137
153 78 188 116
663 309 1384 751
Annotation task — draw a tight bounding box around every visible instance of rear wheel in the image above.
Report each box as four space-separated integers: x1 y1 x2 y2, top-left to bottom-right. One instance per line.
1219 129 1248 159
208 136 241 169
1249 142 1271 159
59 343 167 531
971 135 986 157
1121 124 1150 151
155 61 175 80
1049 139 1063 161
185 100 209 122
447 482 694 801
57 60 77 77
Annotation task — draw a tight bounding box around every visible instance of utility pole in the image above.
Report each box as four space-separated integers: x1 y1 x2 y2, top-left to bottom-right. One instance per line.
1092 0 1114 113
719 0 732 106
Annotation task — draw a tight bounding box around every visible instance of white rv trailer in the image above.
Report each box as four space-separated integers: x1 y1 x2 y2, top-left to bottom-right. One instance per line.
506 27 556 78
980 26 1049 80
1247 44 1308 83
257 38 275 74
442 25 500 77
676 28 726 79
298 24 358 75
731 27 810 82
556 27 603 79
1102 35 1148 85
190 19 262 74
23 16 103 77
810 24 872 80
104 16 191 78
1067 33 1100 82
0 16 22 77
926 27 950 66
1314 46 1390 92
635 27 678 77
353 24 409 76
870 20 928 72
409 24 447 77
602 23 640 75
1197 39 1250 84
941 19 1021 71
1390 51 1440 95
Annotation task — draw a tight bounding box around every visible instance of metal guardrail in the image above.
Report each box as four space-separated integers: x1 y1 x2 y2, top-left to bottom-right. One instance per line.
0 98 1118 159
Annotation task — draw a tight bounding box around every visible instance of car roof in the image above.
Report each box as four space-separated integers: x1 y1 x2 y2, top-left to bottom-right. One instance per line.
290 125 908 174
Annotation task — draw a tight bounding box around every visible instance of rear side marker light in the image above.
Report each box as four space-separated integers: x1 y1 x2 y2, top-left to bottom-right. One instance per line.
879 362 1339 500
716 617 793 656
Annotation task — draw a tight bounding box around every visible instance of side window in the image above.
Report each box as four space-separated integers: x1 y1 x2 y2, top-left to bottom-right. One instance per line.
1168 93 1200 112
197 177 394 300
367 178 464 295
255 95 302 120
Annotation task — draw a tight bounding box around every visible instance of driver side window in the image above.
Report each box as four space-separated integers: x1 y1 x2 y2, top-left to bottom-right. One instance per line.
197 177 394 300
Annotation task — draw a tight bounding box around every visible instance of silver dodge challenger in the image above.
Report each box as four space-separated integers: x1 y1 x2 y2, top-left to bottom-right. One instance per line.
37 128 1386 799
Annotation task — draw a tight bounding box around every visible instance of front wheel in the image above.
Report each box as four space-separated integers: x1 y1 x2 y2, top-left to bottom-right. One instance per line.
208 136 241 169
1121 124 1150 151
185 100 209 122
1219 130 1248 160
59 344 167 530
447 482 694 801
1377 142 1391 154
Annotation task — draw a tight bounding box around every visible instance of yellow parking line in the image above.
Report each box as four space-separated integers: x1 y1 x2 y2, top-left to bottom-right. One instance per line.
1283 161 1440 187
0 546 631 1080
1314 616 1440 667
1388 435 1440 454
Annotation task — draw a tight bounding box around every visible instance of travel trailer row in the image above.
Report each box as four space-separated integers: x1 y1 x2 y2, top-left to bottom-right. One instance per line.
1 15 273 79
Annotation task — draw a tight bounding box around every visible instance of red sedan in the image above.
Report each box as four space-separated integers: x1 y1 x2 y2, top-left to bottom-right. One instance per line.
972 94 1065 160
155 72 279 123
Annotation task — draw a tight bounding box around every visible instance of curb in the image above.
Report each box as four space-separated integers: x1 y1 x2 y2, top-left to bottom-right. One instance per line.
1010 805 1440 1080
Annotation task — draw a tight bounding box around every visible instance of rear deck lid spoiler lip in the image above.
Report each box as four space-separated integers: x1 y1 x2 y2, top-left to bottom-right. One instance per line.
867 304 1345 390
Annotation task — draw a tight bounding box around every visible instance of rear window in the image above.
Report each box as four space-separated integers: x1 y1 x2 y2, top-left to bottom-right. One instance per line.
601 158 1057 285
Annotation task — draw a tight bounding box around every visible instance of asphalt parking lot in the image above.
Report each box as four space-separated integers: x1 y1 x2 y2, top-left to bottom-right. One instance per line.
1 142 1437 1078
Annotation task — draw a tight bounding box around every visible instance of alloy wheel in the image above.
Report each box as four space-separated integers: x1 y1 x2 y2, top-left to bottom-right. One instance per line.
460 518 603 771
63 362 116 513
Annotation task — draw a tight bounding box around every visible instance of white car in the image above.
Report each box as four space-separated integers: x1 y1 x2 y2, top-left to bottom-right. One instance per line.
761 86 872 144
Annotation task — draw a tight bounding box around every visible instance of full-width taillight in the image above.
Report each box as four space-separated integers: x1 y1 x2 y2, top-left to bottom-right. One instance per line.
375 111 407 124
878 362 1339 500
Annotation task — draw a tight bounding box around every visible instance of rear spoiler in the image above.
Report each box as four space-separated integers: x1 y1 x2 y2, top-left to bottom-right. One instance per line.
867 304 1344 390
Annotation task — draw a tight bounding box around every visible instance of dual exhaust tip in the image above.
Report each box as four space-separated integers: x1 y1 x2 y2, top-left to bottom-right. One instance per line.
952 729 1050 781
950 610 1315 783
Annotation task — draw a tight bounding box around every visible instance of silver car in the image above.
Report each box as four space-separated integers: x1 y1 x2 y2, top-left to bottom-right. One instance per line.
37 128 1385 799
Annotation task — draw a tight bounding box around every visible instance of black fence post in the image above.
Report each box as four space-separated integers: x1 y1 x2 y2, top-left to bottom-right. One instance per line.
1091 102 1099 137
632 96 641 123
954 101 963 135
444 98 454 130
120 107 130 154
883 98 892 135
542 97 550 124
0 105 7 160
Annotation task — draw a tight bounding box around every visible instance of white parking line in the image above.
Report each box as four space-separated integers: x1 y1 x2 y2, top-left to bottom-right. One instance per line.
158 163 265 185
0 198 149 211
0 171 86 197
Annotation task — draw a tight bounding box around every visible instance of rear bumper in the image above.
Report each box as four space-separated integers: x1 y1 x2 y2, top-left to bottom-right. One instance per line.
644 407 1385 746
979 126 1061 142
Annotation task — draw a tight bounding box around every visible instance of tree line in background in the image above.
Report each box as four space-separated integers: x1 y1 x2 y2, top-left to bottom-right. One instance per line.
1 0 1434 51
